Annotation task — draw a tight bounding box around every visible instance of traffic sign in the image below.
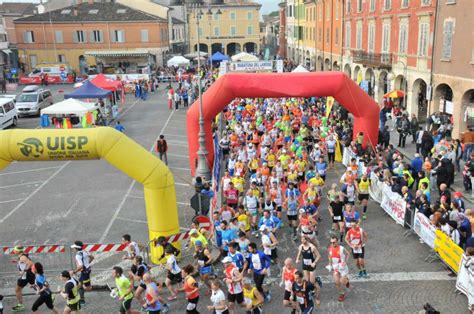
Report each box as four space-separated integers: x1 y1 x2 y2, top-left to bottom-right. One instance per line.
193 215 212 231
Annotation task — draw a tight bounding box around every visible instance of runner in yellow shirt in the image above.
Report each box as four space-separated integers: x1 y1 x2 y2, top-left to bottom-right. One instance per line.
232 175 245 194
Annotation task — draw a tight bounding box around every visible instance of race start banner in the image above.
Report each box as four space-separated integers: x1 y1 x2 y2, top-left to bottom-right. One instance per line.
413 212 437 249
434 230 464 273
380 184 406 225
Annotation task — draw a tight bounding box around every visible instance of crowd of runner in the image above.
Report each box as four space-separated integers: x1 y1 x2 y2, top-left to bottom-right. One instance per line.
3 68 474 313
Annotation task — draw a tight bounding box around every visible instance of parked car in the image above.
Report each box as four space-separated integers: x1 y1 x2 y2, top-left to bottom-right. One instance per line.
15 87 53 116
0 98 18 129
0 94 17 103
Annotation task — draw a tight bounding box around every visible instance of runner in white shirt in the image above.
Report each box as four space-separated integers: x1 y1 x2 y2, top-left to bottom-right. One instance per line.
207 280 229 314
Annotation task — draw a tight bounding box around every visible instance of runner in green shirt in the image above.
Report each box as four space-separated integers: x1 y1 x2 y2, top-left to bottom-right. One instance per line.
112 266 136 314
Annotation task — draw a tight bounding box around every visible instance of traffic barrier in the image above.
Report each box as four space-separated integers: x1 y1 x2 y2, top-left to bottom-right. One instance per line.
2 245 65 255
81 243 128 253
434 230 464 273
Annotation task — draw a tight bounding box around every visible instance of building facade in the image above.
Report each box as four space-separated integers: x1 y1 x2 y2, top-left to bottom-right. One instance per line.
314 0 343 71
188 1 261 56
431 0 474 137
303 0 316 69
14 2 169 74
278 1 287 58
342 0 436 118
286 0 296 61
261 14 280 57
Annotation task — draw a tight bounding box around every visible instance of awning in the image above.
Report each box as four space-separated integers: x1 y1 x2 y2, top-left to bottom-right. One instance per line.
2 49 12 54
85 49 151 57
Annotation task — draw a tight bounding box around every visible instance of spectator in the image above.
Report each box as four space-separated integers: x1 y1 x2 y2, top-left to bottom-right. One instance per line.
156 135 168 165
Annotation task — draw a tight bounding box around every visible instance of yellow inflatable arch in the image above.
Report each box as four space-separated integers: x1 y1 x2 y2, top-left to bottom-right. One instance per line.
0 128 179 264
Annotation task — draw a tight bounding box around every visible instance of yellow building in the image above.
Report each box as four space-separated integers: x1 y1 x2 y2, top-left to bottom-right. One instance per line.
188 2 261 56
303 0 316 69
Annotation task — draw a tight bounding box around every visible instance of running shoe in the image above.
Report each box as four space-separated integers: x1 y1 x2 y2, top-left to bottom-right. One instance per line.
316 276 323 288
162 304 170 313
363 271 368 278
167 295 177 301
12 304 25 312
357 271 363 278
338 294 345 302
79 300 86 308
346 280 350 289
362 214 367 220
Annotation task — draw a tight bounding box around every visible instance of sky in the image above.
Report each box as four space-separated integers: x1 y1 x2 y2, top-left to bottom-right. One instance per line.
257 0 279 15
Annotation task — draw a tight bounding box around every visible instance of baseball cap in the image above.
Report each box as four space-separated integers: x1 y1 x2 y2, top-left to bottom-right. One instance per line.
189 229 198 235
222 256 233 264
13 246 24 253
259 225 268 232
70 241 83 250
299 208 306 214
454 191 463 198
195 240 202 247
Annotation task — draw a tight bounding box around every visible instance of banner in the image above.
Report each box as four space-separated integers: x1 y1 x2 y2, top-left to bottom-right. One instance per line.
230 61 273 72
434 230 464 273
413 212 437 249
368 172 384 204
380 184 406 225
456 254 474 305
325 96 335 117
335 140 342 162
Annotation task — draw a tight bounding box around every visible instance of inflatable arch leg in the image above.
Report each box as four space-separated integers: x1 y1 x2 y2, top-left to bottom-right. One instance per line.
0 128 179 264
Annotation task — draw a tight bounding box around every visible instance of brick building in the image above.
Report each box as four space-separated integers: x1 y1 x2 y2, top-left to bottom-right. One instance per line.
14 2 169 75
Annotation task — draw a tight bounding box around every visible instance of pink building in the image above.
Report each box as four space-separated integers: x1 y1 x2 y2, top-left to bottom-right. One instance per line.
342 0 435 120
278 1 287 58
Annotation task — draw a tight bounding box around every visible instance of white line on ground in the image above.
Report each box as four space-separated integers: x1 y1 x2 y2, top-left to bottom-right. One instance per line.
177 201 189 206
0 180 44 189
116 216 148 224
63 198 80 218
127 195 143 199
164 133 188 138
99 110 176 243
317 271 456 284
0 162 71 224
167 143 189 147
0 166 62 176
0 198 25 204
175 182 190 186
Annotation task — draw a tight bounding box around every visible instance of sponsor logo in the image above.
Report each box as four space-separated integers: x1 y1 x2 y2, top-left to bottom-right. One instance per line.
17 137 44 158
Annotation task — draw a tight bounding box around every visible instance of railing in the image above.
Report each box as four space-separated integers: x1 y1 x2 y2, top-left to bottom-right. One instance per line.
352 50 393 68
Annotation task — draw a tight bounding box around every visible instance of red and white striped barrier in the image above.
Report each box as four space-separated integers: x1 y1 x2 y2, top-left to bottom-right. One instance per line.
2 245 65 255
166 231 191 243
81 243 127 252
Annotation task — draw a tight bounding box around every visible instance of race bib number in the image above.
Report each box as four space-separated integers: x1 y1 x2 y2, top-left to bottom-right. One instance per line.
353 247 362 254
303 259 312 266
245 297 252 305
198 260 205 266
297 296 305 304
334 216 341 220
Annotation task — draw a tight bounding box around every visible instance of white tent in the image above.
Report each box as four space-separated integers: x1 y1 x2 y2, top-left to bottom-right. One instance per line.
167 56 190 67
41 98 98 116
231 52 259 62
292 64 309 73
184 51 208 59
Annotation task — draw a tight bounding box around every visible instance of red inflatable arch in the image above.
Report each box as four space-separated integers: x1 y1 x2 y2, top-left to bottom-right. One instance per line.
186 72 379 176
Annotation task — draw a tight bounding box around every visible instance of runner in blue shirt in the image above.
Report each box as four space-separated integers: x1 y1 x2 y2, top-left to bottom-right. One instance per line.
228 242 246 272
258 210 282 232
248 243 272 302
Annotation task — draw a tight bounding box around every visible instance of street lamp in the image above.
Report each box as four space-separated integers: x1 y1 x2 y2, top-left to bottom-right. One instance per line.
193 4 212 181
207 8 222 76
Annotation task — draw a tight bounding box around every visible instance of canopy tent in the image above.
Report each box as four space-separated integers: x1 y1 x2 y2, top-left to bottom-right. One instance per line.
231 52 259 62
383 90 405 98
64 81 112 99
292 65 309 73
41 98 98 116
209 51 229 62
90 74 122 91
167 56 190 67
184 51 208 59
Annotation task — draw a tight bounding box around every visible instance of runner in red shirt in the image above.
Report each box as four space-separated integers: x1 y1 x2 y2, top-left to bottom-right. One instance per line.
179 264 199 313
345 220 368 278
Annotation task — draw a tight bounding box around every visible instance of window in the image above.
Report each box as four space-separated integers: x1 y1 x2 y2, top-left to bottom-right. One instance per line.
357 0 362 12
30 55 37 68
73 30 86 43
418 22 429 57
421 0 431 4
356 22 362 49
214 27 220 37
247 11 253 20
61 9 71 14
326 28 330 44
247 25 253 35
446 0 456 3
89 9 99 14
368 23 375 52
23 31 34 43
198 27 203 37
319 6 323 19
111 30 125 43
346 0 351 13
230 12 236 20
289 5 293 17
401 0 409 7
441 20 454 59
54 30 63 43
384 0 391 10
382 24 390 52
345 22 351 48
399 23 408 54
141 29 149 42
335 27 339 46
336 1 340 19
58 54 66 63
213 12 219 20
116 9 126 14
370 0 376 11
319 28 322 42
230 26 236 36
326 5 330 20
90 30 103 43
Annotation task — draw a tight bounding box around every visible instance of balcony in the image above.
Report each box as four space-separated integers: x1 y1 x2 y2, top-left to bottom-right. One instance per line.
352 50 392 68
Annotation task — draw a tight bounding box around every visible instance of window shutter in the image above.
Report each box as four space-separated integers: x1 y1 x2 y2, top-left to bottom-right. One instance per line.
121 30 125 42
23 31 28 43
442 21 453 59
82 31 87 43
72 30 78 43
110 30 116 43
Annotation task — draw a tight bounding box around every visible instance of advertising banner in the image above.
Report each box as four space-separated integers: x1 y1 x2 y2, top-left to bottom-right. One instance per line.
434 230 464 273
230 61 273 72
413 212 437 249
456 254 474 305
368 172 384 204
380 184 406 225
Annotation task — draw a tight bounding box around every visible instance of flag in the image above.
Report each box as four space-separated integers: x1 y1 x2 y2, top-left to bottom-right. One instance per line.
326 96 335 117
335 139 342 162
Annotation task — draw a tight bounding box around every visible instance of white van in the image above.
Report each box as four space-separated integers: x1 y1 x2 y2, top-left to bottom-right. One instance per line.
0 98 18 129
16 88 53 116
